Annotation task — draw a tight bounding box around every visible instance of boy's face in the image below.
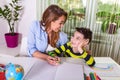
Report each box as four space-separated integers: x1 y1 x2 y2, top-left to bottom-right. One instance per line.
70 31 88 48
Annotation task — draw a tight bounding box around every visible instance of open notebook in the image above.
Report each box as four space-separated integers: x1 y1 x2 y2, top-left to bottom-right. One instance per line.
54 62 84 80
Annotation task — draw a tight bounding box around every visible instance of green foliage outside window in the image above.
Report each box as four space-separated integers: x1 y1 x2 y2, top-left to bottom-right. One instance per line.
96 0 120 34
57 0 85 18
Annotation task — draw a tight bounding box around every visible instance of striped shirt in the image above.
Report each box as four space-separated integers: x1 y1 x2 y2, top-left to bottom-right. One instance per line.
48 42 95 66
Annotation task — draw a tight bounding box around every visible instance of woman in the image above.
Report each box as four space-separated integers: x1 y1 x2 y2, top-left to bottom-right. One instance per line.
27 5 68 65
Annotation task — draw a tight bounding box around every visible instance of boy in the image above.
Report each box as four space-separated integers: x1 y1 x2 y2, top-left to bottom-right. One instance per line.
48 27 95 66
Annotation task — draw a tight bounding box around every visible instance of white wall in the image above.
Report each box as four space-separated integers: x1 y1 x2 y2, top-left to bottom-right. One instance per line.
0 0 37 44
0 0 8 44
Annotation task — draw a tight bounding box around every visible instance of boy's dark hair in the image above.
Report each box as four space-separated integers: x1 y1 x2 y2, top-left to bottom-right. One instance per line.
76 27 92 43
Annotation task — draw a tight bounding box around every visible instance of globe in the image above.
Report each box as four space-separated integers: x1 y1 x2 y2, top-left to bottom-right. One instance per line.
5 63 24 80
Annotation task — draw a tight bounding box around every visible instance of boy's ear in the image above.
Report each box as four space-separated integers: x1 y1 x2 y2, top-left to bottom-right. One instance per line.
85 39 89 45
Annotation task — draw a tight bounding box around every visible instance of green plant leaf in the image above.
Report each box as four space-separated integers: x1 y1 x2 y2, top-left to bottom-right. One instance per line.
101 20 109 32
0 0 23 34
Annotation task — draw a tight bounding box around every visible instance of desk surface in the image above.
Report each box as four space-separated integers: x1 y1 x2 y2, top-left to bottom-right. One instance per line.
0 57 120 80
25 57 120 80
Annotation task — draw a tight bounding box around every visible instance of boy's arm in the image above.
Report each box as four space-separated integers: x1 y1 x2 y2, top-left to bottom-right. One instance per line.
47 47 63 57
78 42 95 66
48 51 57 57
48 42 69 57
80 51 96 67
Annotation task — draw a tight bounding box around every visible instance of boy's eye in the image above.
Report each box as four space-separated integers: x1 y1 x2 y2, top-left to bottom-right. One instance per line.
76 38 80 40
76 37 80 40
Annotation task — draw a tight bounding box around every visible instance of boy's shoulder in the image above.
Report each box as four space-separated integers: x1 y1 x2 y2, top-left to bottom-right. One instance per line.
64 41 71 47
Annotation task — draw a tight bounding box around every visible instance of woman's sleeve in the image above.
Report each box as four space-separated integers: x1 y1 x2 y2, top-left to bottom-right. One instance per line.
27 21 38 57
58 32 68 46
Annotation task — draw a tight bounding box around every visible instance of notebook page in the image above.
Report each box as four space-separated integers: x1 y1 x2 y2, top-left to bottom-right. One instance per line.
55 62 84 80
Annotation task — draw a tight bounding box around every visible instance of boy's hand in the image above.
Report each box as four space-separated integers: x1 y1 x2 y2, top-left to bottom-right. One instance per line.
78 42 84 54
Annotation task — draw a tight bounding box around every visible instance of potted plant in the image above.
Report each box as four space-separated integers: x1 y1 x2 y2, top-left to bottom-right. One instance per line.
99 12 120 34
96 2 120 34
0 0 23 48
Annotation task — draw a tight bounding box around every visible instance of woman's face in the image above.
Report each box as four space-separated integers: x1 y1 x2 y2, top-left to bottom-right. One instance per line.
51 15 66 32
70 31 86 48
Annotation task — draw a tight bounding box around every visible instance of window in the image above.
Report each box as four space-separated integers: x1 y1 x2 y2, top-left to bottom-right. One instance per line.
56 0 87 38
96 0 120 21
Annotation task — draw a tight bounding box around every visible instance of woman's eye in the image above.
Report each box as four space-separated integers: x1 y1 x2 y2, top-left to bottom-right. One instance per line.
60 23 63 25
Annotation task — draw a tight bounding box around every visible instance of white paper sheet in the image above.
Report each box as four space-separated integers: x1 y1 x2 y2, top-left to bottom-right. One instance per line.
55 62 84 80
24 59 58 80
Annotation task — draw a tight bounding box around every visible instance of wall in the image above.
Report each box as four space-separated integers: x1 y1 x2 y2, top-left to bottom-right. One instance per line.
0 0 37 44
0 0 7 44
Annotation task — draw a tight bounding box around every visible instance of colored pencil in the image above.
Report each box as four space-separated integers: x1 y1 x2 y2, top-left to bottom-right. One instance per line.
96 75 101 80
84 73 86 80
93 72 98 80
86 76 91 80
89 72 95 80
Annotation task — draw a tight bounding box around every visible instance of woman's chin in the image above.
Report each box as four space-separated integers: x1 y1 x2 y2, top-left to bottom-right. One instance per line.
54 29 59 32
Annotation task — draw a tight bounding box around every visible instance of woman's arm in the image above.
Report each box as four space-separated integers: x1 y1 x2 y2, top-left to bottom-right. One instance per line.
27 21 47 56
32 51 48 60
33 51 59 65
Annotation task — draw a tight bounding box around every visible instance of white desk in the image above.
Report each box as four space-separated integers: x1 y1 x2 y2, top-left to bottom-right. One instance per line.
93 57 120 80
24 57 120 80
0 57 120 80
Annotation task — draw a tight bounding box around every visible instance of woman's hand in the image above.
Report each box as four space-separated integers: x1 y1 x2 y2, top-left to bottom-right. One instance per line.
54 56 61 64
46 56 61 66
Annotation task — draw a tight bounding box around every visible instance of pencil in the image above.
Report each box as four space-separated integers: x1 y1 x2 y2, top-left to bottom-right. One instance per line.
84 73 86 80
96 75 101 80
93 72 98 80
86 76 91 80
